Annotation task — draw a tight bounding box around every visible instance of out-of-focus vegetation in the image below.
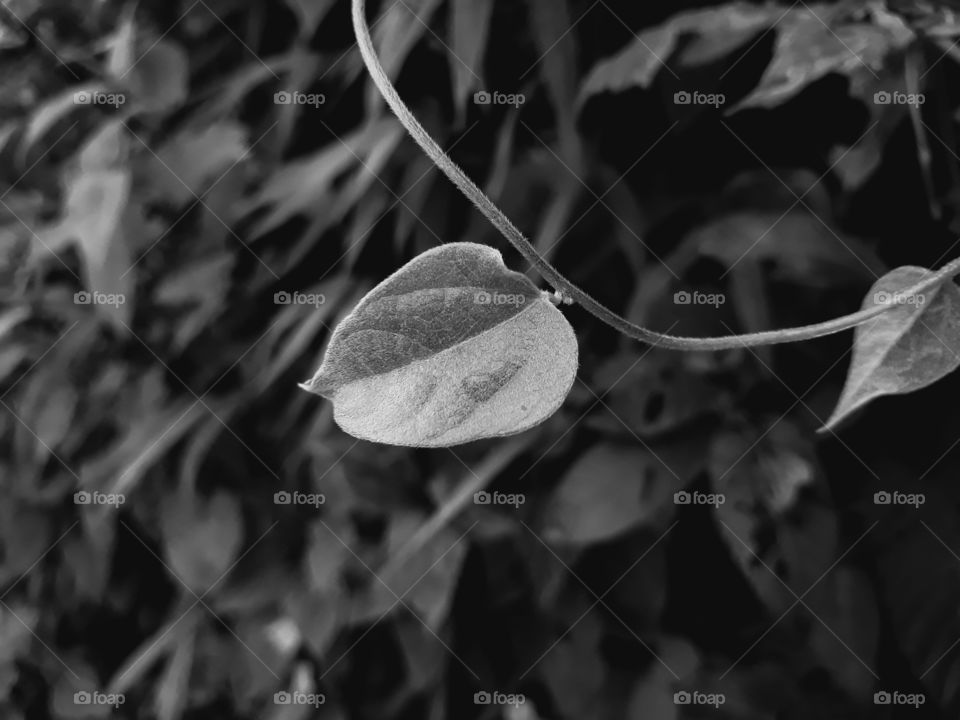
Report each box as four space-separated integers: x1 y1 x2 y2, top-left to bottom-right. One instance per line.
5 0 960 717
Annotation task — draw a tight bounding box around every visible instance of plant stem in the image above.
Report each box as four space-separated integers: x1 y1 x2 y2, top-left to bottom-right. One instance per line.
351 0 960 350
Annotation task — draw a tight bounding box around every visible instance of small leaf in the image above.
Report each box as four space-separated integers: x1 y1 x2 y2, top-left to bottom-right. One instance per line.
300 242 578 447
824 267 960 431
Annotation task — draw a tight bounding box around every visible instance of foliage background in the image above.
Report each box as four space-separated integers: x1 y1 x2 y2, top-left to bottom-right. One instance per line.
3 0 960 717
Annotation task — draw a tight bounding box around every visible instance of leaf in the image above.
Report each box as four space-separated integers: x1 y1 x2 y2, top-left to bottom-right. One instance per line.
145 122 249 206
284 0 337 37
448 0 494 122
367 0 444 111
125 40 190 114
300 242 578 447
542 443 682 545
351 512 468 629
527 0 581 162
579 3 776 101
56 122 134 328
824 267 960 431
160 490 244 593
733 5 913 110
248 119 401 237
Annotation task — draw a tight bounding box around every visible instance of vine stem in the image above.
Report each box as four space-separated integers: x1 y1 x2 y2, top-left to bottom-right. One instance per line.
351 0 960 350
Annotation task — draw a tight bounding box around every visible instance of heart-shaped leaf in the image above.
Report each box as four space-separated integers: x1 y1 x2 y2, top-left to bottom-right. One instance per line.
300 242 578 447
823 266 960 431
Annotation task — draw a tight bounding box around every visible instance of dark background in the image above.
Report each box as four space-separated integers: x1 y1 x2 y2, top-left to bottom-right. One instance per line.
2 0 960 717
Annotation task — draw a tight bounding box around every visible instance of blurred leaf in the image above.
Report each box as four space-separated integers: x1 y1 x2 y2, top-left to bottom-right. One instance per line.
284 0 337 38
161 490 244 593
22 84 105 151
106 7 136 79
300 243 578 447
304 522 349 593
626 663 678 720
448 0 493 122
693 211 877 284
824 267 960 430
286 589 342 656
125 40 190 114
588 351 723 439
527 0 581 165
144 122 249 206
542 443 682 545
54 121 133 328
734 6 913 110
248 118 401 237
540 614 604 716
368 0 444 111
710 423 831 614
579 3 776 101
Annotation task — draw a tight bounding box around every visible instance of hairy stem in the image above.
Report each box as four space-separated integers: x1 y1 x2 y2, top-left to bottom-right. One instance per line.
351 0 960 350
